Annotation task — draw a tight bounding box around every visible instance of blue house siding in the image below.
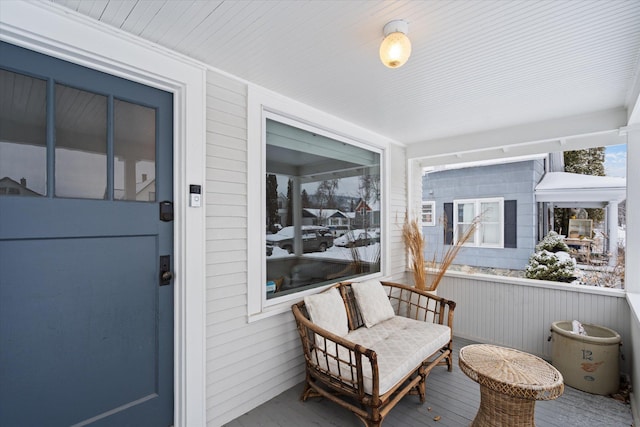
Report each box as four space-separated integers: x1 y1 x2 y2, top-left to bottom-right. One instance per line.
422 159 545 270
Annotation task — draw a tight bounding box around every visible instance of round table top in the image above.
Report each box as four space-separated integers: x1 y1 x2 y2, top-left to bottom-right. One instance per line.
459 344 564 401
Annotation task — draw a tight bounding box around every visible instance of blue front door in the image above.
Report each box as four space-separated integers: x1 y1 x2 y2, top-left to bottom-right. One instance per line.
0 42 174 426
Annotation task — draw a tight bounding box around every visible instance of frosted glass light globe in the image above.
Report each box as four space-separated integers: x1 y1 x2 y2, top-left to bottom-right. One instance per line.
380 31 412 68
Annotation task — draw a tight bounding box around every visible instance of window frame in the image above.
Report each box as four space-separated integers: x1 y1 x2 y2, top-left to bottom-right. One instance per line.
262 113 382 304
453 197 504 248
247 86 389 321
421 200 436 226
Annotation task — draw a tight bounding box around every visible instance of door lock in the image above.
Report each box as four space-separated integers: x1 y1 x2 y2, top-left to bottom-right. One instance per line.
159 255 173 286
159 201 174 222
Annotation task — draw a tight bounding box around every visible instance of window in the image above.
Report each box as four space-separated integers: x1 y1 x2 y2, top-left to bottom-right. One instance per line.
0 69 157 202
421 201 436 226
0 69 47 197
454 198 504 248
264 117 381 301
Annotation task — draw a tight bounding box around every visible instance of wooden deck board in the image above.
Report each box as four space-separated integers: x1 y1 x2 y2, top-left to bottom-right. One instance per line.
225 337 632 426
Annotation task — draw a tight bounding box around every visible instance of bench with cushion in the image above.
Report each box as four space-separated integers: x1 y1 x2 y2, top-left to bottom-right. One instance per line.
291 280 456 427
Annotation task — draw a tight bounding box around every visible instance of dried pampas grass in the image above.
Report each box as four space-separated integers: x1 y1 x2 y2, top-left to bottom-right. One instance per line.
402 216 427 290
403 213 478 292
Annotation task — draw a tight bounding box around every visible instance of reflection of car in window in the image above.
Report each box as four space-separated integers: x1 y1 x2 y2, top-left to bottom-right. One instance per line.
266 226 334 254
334 229 376 248
328 225 349 238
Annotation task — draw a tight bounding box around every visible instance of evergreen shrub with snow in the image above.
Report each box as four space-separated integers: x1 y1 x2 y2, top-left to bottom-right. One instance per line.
525 231 576 282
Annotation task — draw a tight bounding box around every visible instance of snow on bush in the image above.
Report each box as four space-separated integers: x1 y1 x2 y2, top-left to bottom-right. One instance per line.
525 231 576 282
534 230 570 253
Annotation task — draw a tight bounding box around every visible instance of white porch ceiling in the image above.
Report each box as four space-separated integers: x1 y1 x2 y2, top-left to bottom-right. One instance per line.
48 0 640 145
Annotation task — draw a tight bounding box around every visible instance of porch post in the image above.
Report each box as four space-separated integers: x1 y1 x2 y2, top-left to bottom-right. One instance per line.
607 201 618 266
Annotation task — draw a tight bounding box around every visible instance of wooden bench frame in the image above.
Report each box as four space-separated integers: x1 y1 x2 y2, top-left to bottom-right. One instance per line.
291 281 456 426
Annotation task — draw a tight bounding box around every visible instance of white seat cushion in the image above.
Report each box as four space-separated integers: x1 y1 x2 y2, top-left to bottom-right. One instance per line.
347 316 451 394
314 316 451 395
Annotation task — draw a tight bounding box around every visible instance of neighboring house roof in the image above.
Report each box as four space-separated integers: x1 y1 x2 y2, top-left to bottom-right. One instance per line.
535 172 626 203
354 200 372 212
137 179 155 194
113 178 155 200
0 176 43 196
302 208 348 219
424 153 548 173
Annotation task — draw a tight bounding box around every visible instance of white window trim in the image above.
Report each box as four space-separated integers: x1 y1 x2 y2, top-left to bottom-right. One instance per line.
247 85 393 321
453 197 504 248
421 200 436 226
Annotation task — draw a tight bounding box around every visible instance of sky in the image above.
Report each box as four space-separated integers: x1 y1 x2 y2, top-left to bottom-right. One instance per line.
604 144 627 178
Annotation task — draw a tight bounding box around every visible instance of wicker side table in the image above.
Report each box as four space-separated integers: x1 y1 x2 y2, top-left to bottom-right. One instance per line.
459 344 564 427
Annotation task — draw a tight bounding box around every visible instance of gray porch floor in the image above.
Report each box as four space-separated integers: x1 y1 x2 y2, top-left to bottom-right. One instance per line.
225 337 633 427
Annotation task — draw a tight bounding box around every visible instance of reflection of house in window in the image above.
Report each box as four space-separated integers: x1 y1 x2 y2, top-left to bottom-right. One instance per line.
114 173 155 201
352 199 379 229
0 177 43 197
302 208 349 226
277 192 287 225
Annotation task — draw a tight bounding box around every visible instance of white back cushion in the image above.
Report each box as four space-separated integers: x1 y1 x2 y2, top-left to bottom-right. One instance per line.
304 287 348 337
351 280 395 328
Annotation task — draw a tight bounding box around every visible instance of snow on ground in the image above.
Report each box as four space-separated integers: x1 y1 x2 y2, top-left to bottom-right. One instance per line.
268 243 381 263
448 262 623 289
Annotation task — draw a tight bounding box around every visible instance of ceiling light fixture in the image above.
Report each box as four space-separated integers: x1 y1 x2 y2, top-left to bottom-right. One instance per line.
379 19 412 68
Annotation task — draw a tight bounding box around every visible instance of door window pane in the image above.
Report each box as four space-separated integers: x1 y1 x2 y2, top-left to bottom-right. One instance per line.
55 84 107 199
0 69 47 196
114 99 156 201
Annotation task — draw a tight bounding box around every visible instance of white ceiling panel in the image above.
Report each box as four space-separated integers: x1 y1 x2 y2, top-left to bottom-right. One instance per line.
49 0 640 144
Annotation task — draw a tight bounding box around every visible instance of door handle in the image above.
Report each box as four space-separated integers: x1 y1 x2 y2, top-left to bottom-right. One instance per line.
159 255 173 286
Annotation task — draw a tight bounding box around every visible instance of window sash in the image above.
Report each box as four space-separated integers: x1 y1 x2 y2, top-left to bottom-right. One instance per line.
454 198 504 248
421 201 436 226
264 115 383 305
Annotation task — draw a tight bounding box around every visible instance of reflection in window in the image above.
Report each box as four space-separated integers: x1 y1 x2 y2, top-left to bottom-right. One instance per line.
0 69 47 196
55 84 107 199
265 118 381 299
114 99 156 201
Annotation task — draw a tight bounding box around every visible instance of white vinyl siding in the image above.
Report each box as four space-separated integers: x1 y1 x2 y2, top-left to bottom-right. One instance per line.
388 144 408 279
206 73 408 426
205 71 305 426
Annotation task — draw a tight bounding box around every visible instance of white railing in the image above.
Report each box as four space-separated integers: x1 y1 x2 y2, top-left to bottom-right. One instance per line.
436 271 631 373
